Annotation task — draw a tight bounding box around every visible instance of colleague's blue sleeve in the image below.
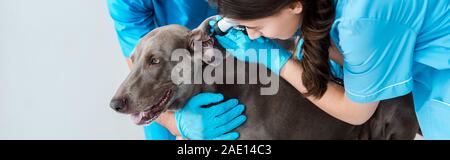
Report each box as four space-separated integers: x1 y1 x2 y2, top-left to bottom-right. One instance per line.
107 0 157 58
107 0 175 140
332 19 416 103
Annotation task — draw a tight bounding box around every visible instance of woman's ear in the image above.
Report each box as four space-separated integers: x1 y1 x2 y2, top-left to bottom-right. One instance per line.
289 1 303 14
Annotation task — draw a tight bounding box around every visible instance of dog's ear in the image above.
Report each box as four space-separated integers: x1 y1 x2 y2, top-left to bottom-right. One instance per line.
188 16 216 50
130 51 136 63
188 29 214 49
189 30 223 67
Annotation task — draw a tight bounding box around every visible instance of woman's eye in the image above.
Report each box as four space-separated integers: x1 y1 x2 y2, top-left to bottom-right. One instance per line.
149 58 160 65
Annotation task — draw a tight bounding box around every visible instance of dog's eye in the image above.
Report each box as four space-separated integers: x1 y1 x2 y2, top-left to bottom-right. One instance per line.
149 58 160 65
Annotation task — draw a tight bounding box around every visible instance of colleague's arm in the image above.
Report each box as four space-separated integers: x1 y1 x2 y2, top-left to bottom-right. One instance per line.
107 0 157 58
107 0 178 133
154 111 180 136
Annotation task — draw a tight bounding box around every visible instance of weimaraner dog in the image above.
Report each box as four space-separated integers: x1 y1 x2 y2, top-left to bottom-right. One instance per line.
110 17 419 140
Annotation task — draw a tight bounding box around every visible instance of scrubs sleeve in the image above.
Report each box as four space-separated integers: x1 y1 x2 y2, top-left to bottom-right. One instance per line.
107 0 156 58
334 19 417 103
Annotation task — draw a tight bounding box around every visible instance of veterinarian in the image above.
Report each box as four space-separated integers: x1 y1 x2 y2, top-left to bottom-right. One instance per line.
208 0 450 139
107 0 247 140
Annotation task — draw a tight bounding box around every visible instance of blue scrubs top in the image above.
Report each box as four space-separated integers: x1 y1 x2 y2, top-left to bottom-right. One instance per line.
107 0 217 58
107 0 217 140
324 0 450 139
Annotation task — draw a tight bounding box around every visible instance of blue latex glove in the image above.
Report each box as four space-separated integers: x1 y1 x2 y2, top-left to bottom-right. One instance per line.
209 16 293 75
175 93 247 140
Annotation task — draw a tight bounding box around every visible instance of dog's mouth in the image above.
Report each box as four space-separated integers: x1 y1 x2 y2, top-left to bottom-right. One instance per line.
131 89 174 125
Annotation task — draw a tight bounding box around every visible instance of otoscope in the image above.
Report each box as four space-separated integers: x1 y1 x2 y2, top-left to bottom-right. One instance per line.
209 18 240 36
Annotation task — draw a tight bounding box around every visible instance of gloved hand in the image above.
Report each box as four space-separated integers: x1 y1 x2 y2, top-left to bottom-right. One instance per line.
175 93 247 140
209 16 293 75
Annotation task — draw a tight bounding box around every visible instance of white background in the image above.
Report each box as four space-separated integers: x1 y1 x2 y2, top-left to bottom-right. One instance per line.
0 0 144 139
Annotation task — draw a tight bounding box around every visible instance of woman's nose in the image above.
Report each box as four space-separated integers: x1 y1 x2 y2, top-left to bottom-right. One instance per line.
246 28 262 40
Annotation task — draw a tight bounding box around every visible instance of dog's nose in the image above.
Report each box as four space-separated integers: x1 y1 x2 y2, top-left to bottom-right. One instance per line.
110 98 127 112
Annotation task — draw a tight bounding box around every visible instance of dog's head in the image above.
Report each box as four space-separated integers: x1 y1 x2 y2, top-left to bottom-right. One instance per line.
110 17 222 125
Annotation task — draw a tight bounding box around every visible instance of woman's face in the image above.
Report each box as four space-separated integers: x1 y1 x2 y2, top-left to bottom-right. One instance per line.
232 2 303 40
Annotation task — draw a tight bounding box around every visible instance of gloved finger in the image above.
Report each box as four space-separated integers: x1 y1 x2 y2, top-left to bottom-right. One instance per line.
208 19 218 27
188 93 224 107
255 37 268 43
208 15 222 28
216 35 240 50
215 29 250 50
225 28 241 37
214 104 245 127
208 99 239 115
233 30 252 42
210 132 240 140
208 20 217 34
214 115 247 136
215 15 223 21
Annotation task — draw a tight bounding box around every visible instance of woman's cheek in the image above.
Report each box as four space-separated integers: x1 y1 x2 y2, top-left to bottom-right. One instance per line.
269 26 293 39
261 28 279 39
